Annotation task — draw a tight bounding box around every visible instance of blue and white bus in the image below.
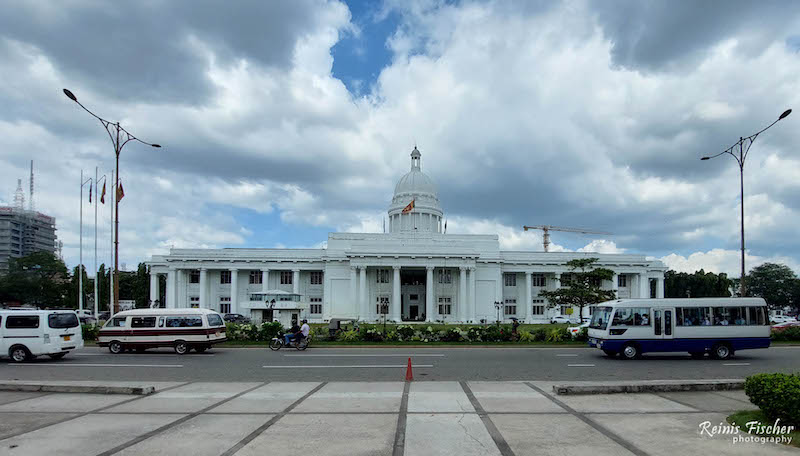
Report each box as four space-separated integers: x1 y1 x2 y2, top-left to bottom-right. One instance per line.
587 298 771 360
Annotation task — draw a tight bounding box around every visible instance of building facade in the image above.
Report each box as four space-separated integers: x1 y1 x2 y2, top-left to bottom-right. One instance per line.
147 148 667 324
0 206 58 274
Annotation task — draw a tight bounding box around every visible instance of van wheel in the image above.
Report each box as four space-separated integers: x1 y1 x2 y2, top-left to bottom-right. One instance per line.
174 341 189 355
48 353 67 360
9 345 31 363
711 343 732 360
621 343 640 360
109 341 124 354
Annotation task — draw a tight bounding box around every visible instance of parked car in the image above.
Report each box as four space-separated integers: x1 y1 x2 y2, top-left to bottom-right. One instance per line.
79 315 98 326
770 315 798 324
567 321 590 337
223 313 250 324
771 321 800 332
551 315 578 324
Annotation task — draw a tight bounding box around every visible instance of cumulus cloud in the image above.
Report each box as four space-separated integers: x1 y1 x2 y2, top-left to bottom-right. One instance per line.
1 0 799 278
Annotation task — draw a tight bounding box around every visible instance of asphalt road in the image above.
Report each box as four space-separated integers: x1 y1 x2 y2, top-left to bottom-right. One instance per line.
2 345 799 382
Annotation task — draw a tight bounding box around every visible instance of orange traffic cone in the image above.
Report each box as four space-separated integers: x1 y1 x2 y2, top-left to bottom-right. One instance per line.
405 357 414 381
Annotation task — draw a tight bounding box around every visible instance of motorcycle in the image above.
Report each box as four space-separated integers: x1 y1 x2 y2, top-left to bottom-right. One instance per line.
269 332 311 351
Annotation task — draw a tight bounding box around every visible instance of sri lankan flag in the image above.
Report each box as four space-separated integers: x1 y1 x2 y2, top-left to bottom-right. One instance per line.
402 199 415 214
117 180 125 202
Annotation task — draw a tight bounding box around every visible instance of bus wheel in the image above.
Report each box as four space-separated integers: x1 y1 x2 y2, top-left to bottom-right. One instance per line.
174 341 189 355
689 352 705 359
711 343 732 360
621 343 640 360
602 350 617 358
9 345 31 363
109 341 124 354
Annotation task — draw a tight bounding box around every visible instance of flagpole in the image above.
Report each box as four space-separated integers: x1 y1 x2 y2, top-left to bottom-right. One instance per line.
79 169 83 313
94 167 98 319
109 169 114 316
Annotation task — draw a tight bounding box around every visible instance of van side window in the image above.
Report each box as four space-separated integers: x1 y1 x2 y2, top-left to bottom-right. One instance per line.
207 314 223 327
131 317 157 328
6 315 39 329
165 316 203 328
109 317 127 327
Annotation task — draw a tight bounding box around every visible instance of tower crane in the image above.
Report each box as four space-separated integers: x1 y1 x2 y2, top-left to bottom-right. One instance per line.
523 225 612 252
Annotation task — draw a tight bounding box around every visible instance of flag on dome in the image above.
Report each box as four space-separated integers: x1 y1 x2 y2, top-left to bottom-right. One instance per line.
402 199 415 214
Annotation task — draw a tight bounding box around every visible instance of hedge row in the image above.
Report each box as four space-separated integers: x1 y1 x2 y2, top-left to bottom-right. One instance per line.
334 324 586 343
745 373 800 427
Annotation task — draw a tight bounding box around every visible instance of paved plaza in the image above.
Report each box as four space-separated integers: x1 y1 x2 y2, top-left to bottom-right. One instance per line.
0 381 795 456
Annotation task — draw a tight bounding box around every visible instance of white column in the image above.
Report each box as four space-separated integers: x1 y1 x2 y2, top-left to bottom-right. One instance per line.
350 266 358 312
230 268 239 314
639 273 650 298
392 266 401 322
149 272 159 307
359 267 367 320
611 272 619 294
468 267 476 322
292 269 300 295
524 271 532 323
425 266 434 322
459 267 467 322
261 268 270 293
656 277 665 299
166 268 176 308
199 268 208 308
553 273 561 290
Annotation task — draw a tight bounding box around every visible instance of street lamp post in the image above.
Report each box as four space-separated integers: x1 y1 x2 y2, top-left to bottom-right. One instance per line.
63 89 161 314
702 109 791 297
494 301 502 327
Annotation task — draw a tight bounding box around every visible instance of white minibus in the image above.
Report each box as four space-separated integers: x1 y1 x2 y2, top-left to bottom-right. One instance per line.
0 309 84 362
587 298 771 360
98 308 227 354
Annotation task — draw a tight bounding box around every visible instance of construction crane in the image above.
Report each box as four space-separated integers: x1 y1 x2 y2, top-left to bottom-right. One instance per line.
523 225 612 252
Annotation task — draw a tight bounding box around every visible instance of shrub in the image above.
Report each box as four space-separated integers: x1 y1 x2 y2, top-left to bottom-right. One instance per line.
361 328 384 342
258 321 283 341
338 330 360 342
745 373 800 426
546 328 566 343
531 328 549 342
483 325 513 342
440 328 463 342
771 327 800 341
517 330 534 342
396 325 415 341
573 327 589 342
81 324 99 341
466 327 485 342
385 330 399 342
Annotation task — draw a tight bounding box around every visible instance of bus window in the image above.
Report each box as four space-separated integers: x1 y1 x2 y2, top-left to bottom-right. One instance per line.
654 310 662 335
590 307 612 329
665 310 672 336
612 307 651 326
677 307 712 326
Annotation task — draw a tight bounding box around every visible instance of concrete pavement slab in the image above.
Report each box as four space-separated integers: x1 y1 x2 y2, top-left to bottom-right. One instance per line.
713 390 755 404
293 382 404 413
3 413 184 456
115 414 272 456
0 380 185 395
404 413 501 456
235 413 397 456
658 391 759 412
0 391 44 406
408 381 474 413
0 412 78 440
491 413 636 456
557 393 698 413
468 381 566 413
590 412 798 455
103 382 261 413
0 392 135 413
210 382 320 413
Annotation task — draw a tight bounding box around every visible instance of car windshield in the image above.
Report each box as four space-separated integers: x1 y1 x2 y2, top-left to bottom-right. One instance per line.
48 313 79 329
590 306 612 330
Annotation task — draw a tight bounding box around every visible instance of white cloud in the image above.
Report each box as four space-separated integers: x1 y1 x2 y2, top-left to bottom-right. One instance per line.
660 249 800 276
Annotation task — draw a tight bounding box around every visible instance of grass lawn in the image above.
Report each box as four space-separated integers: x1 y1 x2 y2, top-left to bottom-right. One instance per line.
727 410 800 448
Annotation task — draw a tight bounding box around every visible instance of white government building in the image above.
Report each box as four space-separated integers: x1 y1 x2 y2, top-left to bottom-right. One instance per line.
147 147 667 326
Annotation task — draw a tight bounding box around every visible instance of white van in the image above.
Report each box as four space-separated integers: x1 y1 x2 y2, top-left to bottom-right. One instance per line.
0 309 84 362
97 308 227 354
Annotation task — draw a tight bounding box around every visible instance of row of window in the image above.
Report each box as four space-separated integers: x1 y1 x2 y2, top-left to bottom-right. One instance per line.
1 314 79 329
502 273 630 288
187 270 323 285
607 306 771 327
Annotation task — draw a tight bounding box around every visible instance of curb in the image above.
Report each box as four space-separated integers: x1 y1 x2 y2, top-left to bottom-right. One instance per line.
0 383 155 395
553 379 745 395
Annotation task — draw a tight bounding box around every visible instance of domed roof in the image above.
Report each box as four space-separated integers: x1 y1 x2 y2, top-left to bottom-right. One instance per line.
393 147 439 198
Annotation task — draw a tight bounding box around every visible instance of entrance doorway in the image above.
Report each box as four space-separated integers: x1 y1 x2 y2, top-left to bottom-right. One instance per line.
400 269 426 321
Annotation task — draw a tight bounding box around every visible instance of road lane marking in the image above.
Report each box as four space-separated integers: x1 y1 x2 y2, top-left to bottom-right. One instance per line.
263 364 434 368
567 364 595 367
282 354 445 357
723 363 751 366
9 363 184 368
556 354 579 357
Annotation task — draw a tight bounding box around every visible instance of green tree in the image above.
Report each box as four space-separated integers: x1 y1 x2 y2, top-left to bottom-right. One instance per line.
0 251 71 307
539 258 616 320
664 269 733 298
65 265 92 309
117 262 150 308
741 263 797 309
